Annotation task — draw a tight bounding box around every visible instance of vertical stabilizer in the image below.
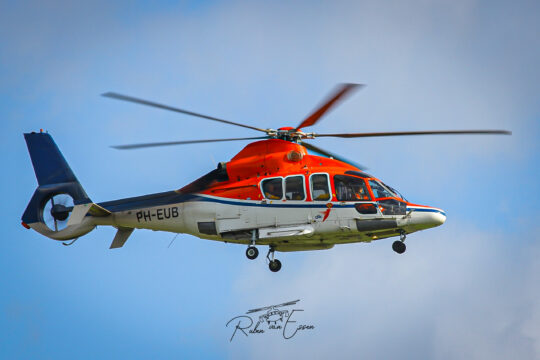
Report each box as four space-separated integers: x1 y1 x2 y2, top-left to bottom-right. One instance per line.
22 132 94 240
24 132 80 186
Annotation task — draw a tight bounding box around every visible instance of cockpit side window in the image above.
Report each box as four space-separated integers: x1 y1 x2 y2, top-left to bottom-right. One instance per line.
285 176 305 200
368 180 395 199
334 175 370 201
262 178 283 200
310 174 330 201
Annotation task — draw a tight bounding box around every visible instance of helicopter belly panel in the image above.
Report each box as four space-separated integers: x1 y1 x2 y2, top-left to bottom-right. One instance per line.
255 204 310 228
309 205 356 233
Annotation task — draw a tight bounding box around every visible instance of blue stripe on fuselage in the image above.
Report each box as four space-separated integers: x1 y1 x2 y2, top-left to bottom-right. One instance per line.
98 192 354 212
407 207 446 216
97 191 446 216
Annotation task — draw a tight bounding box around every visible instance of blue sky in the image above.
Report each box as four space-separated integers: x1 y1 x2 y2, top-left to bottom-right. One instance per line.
1 0 539 359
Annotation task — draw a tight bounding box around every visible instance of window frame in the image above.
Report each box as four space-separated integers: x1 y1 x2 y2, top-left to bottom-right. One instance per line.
309 172 332 202
284 174 307 201
333 174 372 202
367 179 396 200
260 177 284 200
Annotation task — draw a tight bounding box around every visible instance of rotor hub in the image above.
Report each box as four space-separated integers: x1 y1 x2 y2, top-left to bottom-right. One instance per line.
274 127 310 142
51 204 70 221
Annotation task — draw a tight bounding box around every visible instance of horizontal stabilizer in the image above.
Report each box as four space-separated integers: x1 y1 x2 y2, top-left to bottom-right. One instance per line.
110 227 134 249
88 203 111 217
67 204 92 226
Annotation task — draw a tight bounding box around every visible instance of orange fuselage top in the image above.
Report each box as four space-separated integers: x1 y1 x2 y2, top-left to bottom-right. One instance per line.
179 139 394 203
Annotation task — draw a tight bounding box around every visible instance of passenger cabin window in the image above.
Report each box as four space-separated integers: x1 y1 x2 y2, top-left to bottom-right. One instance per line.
285 176 305 200
368 180 395 199
310 174 330 201
334 175 370 201
262 178 283 200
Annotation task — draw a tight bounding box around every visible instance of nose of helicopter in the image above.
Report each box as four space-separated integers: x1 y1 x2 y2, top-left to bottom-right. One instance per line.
426 209 446 227
407 205 446 230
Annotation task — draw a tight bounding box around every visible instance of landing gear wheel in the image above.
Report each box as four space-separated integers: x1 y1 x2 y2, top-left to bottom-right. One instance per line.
392 240 406 254
246 246 259 260
269 259 282 272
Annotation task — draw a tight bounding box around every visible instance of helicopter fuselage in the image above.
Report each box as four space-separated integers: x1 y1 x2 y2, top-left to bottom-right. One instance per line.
91 193 445 251
89 139 446 251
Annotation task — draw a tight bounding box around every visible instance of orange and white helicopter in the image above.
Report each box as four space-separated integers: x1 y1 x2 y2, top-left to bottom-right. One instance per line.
21 84 510 272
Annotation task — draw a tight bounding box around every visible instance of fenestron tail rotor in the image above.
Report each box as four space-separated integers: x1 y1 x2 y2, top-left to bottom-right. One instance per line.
43 194 74 232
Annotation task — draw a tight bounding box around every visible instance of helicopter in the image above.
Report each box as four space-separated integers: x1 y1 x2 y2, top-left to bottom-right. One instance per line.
21 83 511 272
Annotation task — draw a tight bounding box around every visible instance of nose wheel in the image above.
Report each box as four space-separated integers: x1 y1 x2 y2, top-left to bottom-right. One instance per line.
269 259 282 272
266 246 282 272
392 231 407 254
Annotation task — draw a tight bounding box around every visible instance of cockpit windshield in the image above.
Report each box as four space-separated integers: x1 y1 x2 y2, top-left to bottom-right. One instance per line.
365 179 408 215
383 183 408 201
368 180 396 199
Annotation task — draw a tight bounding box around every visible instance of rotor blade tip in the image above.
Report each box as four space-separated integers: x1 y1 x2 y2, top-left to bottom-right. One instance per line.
341 83 365 89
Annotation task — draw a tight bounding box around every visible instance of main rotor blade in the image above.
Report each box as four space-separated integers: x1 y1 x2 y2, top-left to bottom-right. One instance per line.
296 83 363 131
316 130 512 138
102 92 268 133
111 136 268 150
301 141 367 170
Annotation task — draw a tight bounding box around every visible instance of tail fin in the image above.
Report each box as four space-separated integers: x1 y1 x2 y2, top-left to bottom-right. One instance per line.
22 132 94 240
24 132 81 186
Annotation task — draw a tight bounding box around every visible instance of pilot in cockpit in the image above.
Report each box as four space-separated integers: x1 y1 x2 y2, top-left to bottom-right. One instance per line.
355 186 369 200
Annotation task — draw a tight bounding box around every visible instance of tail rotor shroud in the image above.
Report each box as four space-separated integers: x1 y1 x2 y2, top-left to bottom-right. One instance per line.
42 194 74 232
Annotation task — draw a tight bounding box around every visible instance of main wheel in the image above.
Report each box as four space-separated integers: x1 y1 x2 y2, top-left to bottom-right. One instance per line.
246 246 259 260
392 240 406 254
269 259 282 272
